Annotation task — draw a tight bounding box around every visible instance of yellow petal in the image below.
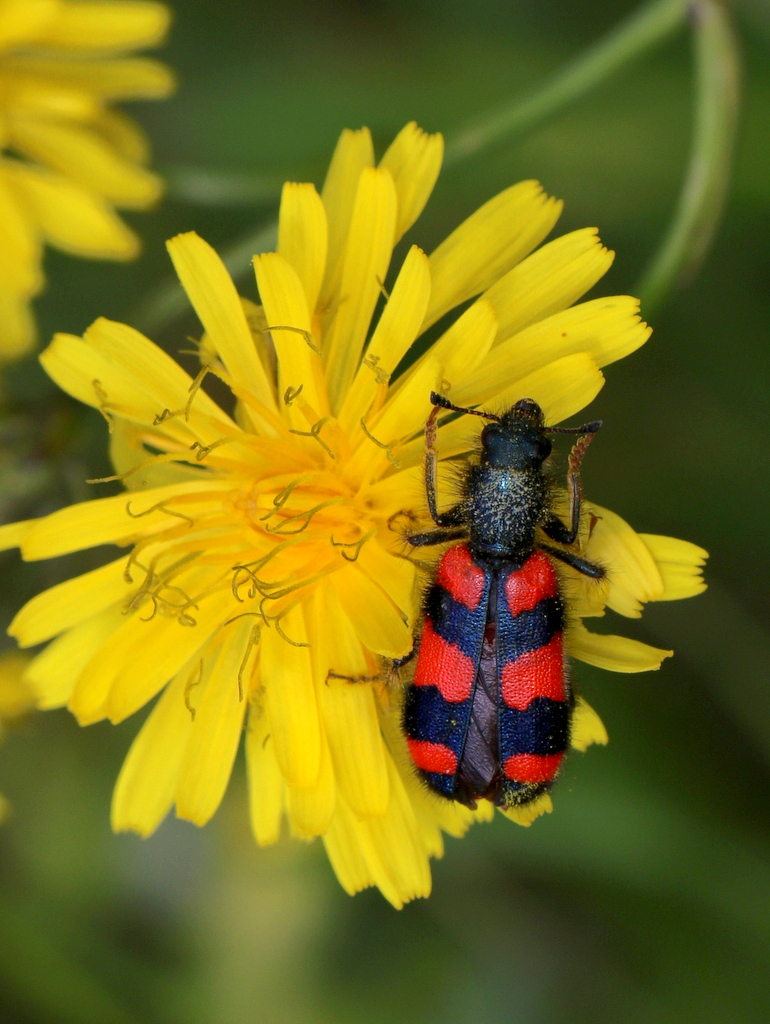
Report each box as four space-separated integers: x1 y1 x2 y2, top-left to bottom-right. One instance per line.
484 228 615 345
640 534 708 600
423 181 562 330
104 583 235 724
253 250 327 419
364 750 432 904
175 618 253 826
39 1 171 50
500 792 553 827
319 126 374 310
308 582 390 817
109 417 203 490
360 464 422 517
94 107 150 164
355 540 416 624
323 797 378 899
337 244 431 434
262 603 321 788
0 652 33 717
568 619 672 672
24 604 124 709
0 518 36 552
111 666 194 838
570 696 609 752
9 55 176 102
278 181 327 317
6 75 99 121
323 773 428 911
424 297 497 390
0 290 36 360
21 480 231 559
287 727 336 837
41 329 179 431
0 0 56 50
10 119 162 208
10 554 130 646
66 579 228 725
324 166 398 410
334 563 412 659
379 122 443 243
378 702 471 844
585 503 665 618
166 232 277 421
394 297 497 410
43 318 238 453
82 316 236 435
246 702 285 846
0 170 42 294
492 352 604 426
9 164 139 259
321 677 389 818
395 353 604 472
349 357 441 483
451 296 649 405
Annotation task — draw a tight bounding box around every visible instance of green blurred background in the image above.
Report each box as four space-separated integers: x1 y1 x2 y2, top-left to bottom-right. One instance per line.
1 1 770 1021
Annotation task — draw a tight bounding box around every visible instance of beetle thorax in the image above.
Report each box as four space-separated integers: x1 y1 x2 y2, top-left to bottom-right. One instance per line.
466 463 548 562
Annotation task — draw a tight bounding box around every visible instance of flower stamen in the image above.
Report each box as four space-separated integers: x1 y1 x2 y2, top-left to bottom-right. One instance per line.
126 500 195 527
274 617 310 649
265 324 321 355
184 661 204 721
153 407 185 425
263 497 344 535
188 436 240 462
92 380 115 432
359 419 400 468
288 418 336 460
330 528 377 562
259 479 306 522
186 365 211 421
363 354 391 386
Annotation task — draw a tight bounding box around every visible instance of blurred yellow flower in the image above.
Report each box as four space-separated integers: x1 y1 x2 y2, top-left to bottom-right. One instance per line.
0 0 174 360
0 122 706 907
0 650 34 821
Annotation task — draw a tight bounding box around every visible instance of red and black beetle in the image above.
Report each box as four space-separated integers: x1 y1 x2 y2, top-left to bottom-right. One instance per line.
403 391 604 810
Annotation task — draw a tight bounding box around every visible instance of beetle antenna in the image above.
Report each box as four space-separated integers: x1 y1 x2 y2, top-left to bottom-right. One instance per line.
547 419 602 435
429 391 501 422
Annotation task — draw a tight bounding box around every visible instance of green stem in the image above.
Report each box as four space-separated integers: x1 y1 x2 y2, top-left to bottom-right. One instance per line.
443 0 690 166
637 0 740 313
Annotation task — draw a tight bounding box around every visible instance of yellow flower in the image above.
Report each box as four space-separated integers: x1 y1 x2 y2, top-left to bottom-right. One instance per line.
0 0 174 360
0 122 706 908
0 650 34 821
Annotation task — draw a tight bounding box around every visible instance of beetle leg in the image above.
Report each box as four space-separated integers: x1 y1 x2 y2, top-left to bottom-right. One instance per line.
423 403 465 527
539 542 605 579
326 670 382 685
407 527 468 548
543 428 600 545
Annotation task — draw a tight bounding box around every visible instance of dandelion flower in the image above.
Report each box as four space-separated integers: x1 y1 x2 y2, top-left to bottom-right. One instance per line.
1 122 707 907
0 0 174 360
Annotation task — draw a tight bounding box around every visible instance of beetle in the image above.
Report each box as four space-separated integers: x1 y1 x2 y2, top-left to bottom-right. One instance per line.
402 391 605 810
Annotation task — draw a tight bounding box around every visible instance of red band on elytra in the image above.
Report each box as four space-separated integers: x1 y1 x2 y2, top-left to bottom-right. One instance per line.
436 544 486 611
505 551 558 617
414 619 475 702
503 752 564 784
408 739 458 775
500 633 565 710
